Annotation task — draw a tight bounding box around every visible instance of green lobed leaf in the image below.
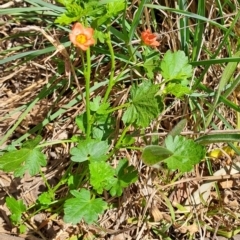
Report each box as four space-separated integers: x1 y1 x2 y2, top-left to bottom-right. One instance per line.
142 50 161 80
143 59 158 80
164 83 192 98
110 159 138 197
0 148 47 177
90 96 101 112
97 102 110 114
55 13 79 25
92 114 115 140
70 139 109 162
160 50 192 81
107 0 125 16
15 149 47 177
95 15 110 27
83 0 104 17
64 189 107 224
0 149 30 172
94 30 106 43
55 3 83 25
89 161 116 194
22 135 42 149
164 135 206 172
95 0 125 26
67 174 81 189
55 0 105 25
25 149 47 176
37 192 54 206
121 135 135 147
122 81 163 127
19 224 27 234
55 0 68 6
6 197 26 224
75 113 87 133
90 96 110 114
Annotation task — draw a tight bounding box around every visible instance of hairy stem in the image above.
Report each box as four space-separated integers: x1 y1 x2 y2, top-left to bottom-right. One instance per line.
85 48 92 139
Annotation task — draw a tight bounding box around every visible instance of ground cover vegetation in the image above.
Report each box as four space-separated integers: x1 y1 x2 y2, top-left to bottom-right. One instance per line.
0 0 240 239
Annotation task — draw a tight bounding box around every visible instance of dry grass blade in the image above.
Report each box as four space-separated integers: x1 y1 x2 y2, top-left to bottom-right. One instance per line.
12 25 85 102
0 0 240 239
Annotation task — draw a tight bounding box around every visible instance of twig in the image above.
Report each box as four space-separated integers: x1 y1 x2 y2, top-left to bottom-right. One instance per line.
159 173 240 189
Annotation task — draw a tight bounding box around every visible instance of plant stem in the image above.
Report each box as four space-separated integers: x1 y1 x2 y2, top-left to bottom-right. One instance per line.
37 139 75 148
76 164 88 189
126 146 142 151
106 103 130 114
85 48 92 139
52 162 74 193
103 29 116 103
39 169 52 193
108 125 130 158
127 44 137 63
103 31 140 104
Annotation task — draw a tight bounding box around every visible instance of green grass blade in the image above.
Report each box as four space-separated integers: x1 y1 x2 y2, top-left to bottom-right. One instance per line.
222 73 240 100
0 7 58 15
0 42 71 65
128 0 149 43
206 109 240 156
192 0 205 61
191 57 240 66
205 51 240 127
11 80 109 145
189 98 206 129
159 191 175 222
193 10 240 89
197 77 240 113
145 4 228 31
195 134 240 145
0 77 64 147
110 26 128 42
215 0 224 25
178 0 189 54
24 0 65 13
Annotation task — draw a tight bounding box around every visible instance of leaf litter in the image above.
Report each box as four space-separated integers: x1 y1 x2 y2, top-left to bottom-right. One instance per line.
1 0 240 240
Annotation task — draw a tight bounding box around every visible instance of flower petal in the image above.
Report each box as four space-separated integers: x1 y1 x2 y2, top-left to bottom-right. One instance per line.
78 44 89 51
69 33 77 45
71 22 84 35
82 27 94 39
69 22 95 50
141 29 159 47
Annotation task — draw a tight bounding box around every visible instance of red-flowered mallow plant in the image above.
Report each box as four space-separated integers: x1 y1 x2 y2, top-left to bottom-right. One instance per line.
69 22 95 51
141 29 160 47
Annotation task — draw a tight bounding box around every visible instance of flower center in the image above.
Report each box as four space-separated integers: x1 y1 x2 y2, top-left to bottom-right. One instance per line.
76 34 87 44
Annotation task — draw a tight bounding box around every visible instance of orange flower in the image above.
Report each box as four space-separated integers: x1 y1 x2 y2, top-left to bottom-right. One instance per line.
69 22 95 51
141 29 160 47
